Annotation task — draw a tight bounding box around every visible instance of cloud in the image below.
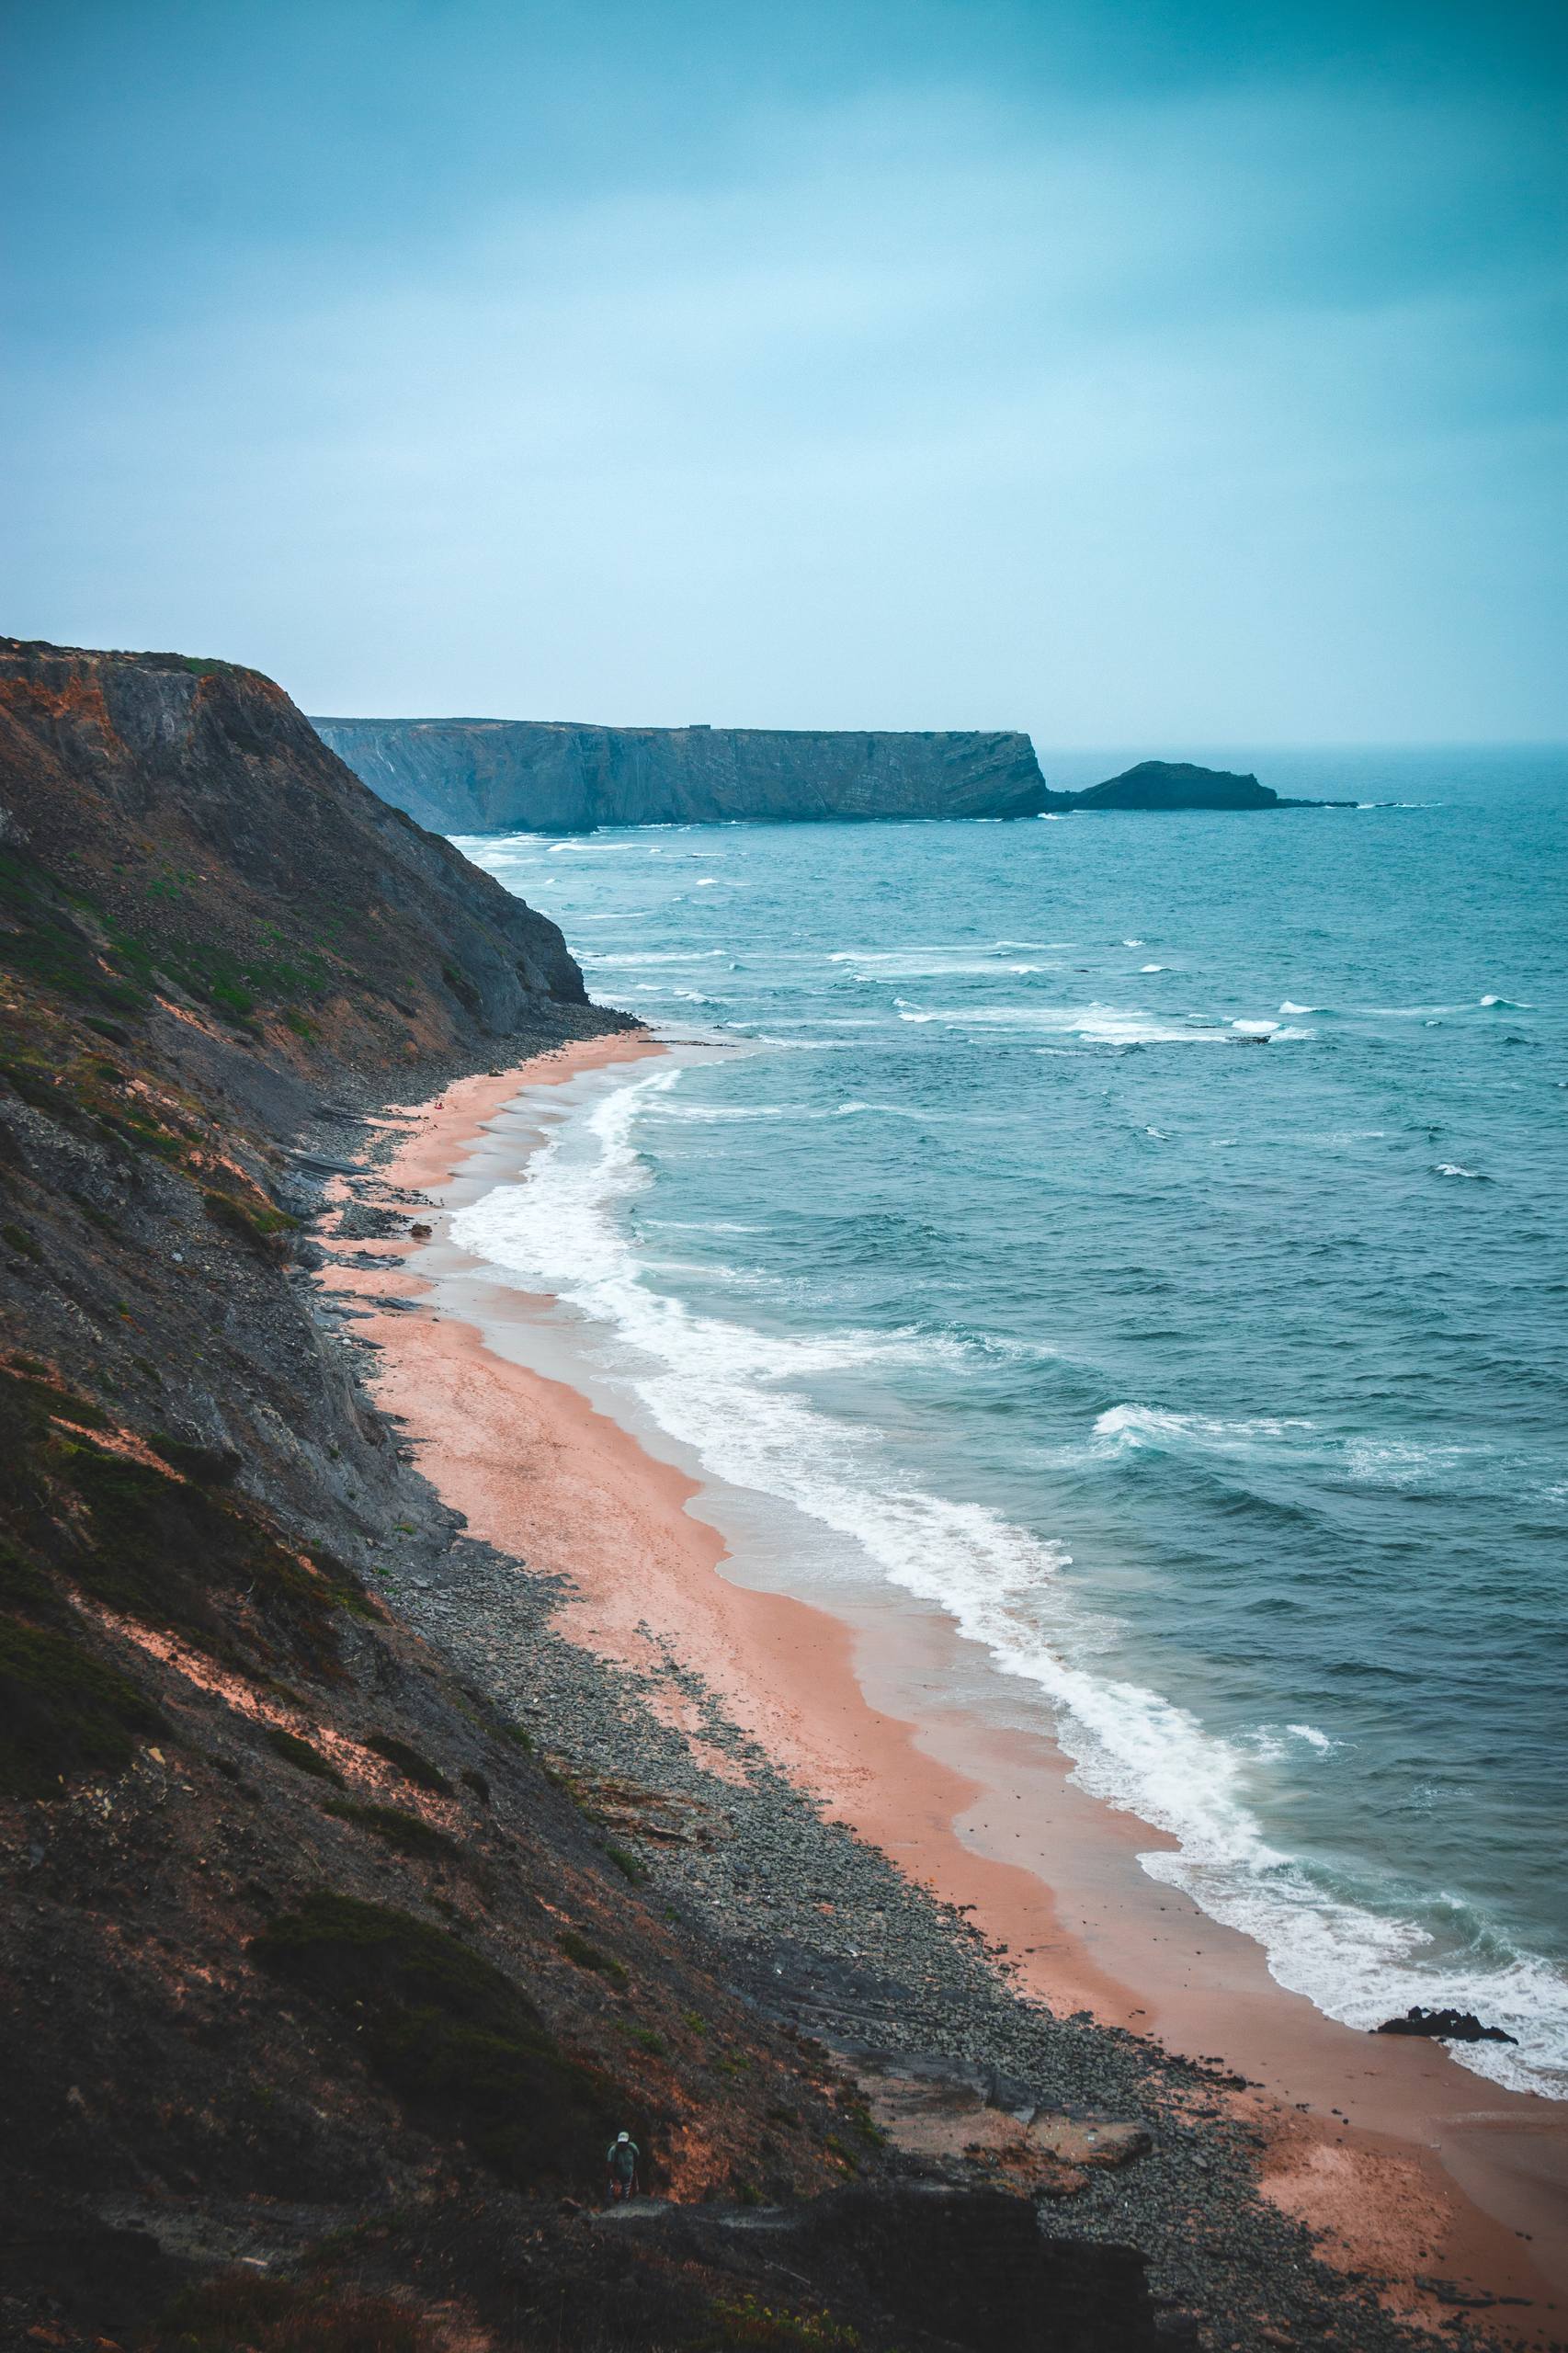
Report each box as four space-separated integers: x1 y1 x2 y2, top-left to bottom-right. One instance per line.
2 48 1563 739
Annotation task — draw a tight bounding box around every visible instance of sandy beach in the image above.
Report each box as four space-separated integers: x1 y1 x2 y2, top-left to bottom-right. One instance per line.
324 1036 1568 2340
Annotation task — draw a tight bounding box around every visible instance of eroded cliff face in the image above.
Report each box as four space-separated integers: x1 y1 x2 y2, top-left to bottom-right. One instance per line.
311 715 1054 832
0 642 858 2342
0 638 1187 2352
0 640 594 1062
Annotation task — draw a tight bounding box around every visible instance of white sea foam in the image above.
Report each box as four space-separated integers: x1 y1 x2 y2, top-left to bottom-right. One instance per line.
1434 1163 1485 1181
1095 1408 1484 1495
926 1004 1239 1046
1094 1405 1315 1455
580 951 728 966
1278 1001 1320 1015
1140 964 1168 973
449 1073 1568 2098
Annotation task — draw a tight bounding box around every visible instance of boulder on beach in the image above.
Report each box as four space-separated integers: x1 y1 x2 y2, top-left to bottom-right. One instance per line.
1374 2006 1517 2044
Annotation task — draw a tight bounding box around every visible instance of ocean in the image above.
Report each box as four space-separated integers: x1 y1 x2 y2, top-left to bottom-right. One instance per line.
449 745 1568 2097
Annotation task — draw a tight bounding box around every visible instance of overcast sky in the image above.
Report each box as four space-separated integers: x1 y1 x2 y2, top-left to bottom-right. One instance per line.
3 0 1564 745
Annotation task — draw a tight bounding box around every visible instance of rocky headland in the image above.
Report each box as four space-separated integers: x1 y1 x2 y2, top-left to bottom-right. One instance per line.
0 639 1509 2351
310 721 1353 832
309 717 1055 831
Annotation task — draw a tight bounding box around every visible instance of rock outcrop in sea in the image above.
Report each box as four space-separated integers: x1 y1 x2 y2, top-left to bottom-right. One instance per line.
1071 759 1349 811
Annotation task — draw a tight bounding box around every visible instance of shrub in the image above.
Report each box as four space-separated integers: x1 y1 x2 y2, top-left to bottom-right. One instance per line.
203 1188 299 1255
559 1928 629 1984
324 1801 460 1861
252 1892 619 2187
366 1732 452 1794
149 1431 241 1483
264 1726 343 1783
710 2291 859 2347
0 1616 166 1796
48 1436 367 1670
151 2270 433 2352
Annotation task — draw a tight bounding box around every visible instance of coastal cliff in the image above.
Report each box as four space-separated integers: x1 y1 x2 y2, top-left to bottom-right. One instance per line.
310 716 1054 830
312 721 1349 833
0 640 1457 2351
0 637 1175 2350
1 639 588 1048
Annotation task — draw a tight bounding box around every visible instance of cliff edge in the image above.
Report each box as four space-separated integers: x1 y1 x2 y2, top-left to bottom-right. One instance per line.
1 640 596 1063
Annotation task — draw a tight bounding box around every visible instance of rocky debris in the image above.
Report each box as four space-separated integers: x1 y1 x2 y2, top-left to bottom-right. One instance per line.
1375 2006 1518 2044
380 1539 1479 2353
312 714 1055 830
598 2182 1176 2350
335 1200 409 1239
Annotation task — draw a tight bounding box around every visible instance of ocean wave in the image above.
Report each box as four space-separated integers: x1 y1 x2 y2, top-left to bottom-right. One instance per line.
1433 1162 1487 1180
907 1003 1243 1046
1094 1406 1488 1493
1094 1405 1316 1456
449 1073 1568 2098
580 950 728 966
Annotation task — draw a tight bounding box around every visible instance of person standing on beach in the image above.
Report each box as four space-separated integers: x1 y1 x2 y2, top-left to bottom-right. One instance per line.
606 2130 640 2202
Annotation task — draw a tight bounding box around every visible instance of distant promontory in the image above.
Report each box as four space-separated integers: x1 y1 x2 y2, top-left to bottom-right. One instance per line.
309 719 1349 831
309 718 1053 830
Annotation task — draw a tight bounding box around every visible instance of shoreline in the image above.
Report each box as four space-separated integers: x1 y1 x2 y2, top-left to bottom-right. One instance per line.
326 1035 1566 2338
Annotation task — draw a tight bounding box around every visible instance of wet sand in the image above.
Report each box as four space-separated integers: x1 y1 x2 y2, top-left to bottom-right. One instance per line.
326 1037 1567 2339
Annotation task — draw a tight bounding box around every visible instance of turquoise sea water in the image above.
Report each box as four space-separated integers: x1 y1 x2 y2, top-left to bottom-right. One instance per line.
452 747 1568 2095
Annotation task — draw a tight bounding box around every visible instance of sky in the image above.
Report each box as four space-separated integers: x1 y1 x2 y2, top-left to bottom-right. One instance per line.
3 0 1565 746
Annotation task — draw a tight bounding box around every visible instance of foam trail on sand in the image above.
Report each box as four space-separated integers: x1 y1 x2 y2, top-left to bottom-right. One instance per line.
451 1064 1568 2098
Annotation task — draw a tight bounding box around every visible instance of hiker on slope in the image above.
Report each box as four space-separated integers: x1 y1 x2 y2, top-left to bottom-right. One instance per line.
606 2129 640 2202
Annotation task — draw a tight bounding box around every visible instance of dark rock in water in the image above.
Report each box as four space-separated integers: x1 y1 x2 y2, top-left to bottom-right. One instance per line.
1375 2006 1517 2044
1072 760 1349 812
312 714 1054 830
